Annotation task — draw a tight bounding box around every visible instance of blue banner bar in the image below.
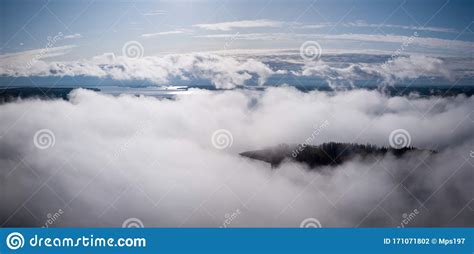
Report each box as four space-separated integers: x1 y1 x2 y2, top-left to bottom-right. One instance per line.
0 228 472 254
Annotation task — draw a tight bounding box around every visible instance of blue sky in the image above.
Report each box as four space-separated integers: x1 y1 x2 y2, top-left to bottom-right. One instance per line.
1 0 473 58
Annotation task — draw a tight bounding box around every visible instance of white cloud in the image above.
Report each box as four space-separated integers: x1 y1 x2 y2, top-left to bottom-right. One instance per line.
0 53 281 89
1 48 468 89
63 33 83 39
300 24 328 29
297 55 454 87
143 10 166 16
342 21 458 33
194 19 457 33
298 21 458 33
194 19 283 31
0 87 472 227
0 45 76 68
141 30 185 38
323 33 473 50
195 33 284 40
195 32 474 54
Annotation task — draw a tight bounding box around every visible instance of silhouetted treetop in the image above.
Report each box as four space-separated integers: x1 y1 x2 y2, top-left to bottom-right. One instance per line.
240 142 429 169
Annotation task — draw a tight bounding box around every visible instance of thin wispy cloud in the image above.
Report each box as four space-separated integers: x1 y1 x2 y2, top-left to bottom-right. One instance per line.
142 10 167 16
193 19 283 31
297 21 458 33
342 21 458 33
0 45 76 62
141 30 185 38
195 33 281 40
196 32 474 53
300 24 329 29
63 33 83 39
324 33 474 49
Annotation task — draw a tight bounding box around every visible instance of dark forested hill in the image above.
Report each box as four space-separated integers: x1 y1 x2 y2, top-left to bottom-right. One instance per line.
240 142 429 168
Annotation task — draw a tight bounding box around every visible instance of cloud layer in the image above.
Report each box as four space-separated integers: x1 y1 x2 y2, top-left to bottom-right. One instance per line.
0 53 282 89
0 87 473 227
297 55 453 87
1 49 467 89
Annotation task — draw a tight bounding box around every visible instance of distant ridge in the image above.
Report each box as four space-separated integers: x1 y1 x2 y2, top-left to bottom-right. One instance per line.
0 87 100 103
